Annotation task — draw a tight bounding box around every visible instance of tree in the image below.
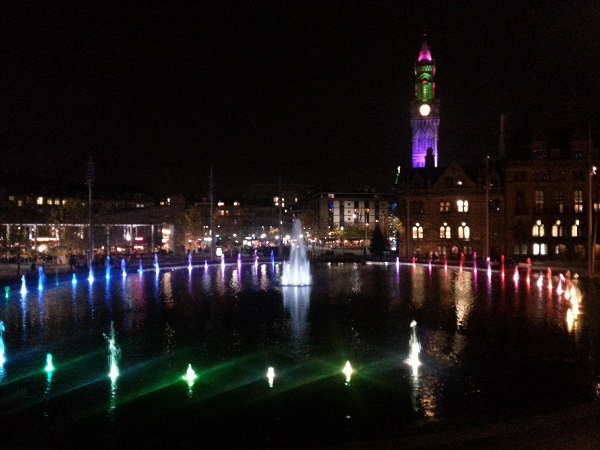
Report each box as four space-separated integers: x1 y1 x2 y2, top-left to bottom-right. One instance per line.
369 225 387 259
177 205 208 252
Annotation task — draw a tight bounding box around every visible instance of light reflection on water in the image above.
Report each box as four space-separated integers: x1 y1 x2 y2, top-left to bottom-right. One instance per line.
0 262 598 448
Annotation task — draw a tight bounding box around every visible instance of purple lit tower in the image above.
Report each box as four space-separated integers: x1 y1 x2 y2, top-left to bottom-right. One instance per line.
411 36 439 168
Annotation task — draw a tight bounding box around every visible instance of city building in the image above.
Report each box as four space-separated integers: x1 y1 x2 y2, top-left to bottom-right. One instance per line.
294 191 392 249
504 126 599 262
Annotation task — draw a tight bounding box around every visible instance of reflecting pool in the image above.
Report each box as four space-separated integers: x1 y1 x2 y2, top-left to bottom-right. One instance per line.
0 262 599 448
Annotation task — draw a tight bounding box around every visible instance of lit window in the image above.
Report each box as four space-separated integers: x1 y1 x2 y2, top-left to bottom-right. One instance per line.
439 201 450 213
37 197 43 205
458 222 470 239
533 243 548 256
47 199 52 205
532 220 545 237
412 223 423 239
574 190 583 213
571 219 580 237
439 223 451 239
551 220 563 237
457 200 469 212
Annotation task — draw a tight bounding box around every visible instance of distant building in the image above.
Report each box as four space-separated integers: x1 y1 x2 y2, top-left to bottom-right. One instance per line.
294 191 392 248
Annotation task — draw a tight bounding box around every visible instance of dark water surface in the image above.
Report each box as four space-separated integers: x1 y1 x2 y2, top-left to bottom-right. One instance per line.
0 262 599 448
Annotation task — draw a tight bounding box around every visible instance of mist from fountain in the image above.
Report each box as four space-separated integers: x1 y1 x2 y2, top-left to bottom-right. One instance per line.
281 219 311 286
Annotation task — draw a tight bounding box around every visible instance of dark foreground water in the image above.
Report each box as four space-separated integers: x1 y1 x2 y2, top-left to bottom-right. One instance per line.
0 261 599 448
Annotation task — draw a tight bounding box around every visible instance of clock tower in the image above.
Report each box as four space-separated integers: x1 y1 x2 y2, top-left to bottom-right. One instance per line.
411 37 440 168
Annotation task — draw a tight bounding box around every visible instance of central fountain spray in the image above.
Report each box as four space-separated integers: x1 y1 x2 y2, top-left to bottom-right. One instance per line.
104 322 120 381
281 219 311 286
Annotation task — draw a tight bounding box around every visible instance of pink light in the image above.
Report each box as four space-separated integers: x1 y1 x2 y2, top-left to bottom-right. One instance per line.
418 41 432 61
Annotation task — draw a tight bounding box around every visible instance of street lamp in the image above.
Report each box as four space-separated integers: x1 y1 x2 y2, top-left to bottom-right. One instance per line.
485 155 490 262
588 164 596 278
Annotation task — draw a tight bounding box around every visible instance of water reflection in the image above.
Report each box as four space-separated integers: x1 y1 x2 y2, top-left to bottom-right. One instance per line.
282 286 310 360
453 270 473 330
411 265 426 309
0 262 598 448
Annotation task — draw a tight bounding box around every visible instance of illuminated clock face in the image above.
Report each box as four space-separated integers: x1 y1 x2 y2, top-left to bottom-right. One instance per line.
419 104 431 116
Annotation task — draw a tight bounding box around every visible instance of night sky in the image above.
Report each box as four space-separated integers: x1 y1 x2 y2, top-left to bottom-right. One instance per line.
2 1 599 198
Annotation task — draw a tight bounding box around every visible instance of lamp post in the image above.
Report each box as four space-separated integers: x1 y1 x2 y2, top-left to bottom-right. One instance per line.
485 155 490 262
588 164 596 278
86 155 94 268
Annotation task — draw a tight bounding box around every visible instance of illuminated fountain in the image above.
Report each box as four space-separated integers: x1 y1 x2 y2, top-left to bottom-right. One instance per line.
138 259 143 276
182 363 198 397
45 353 54 373
121 258 127 278
37 266 45 290
266 366 275 388
182 363 197 386
106 255 111 279
20 275 27 296
0 321 5 366
281 219 311 286
3 252 599 449
536 271 544 288
154 253 159 271
406 320 421 374
188 253 193 271
104 322 120 381
343 360 353 384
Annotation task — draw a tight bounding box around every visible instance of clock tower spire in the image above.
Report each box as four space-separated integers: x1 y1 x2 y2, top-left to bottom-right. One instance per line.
411 35 440 168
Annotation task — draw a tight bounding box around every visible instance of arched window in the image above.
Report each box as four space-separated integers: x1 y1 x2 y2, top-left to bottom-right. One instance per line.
532 220 545 237
412 223 423 239
458 222 470 240
439 223 451 239
551 220 563 237
571 219 580 237
457 199 469 212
